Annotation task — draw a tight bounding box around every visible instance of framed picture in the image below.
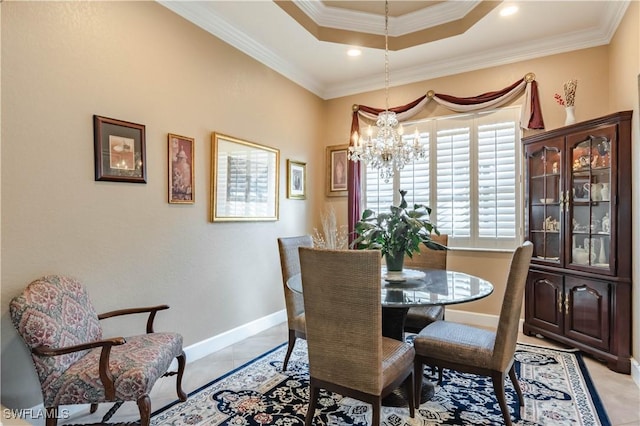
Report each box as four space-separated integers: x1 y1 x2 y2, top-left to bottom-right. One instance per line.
287 160 306 200
210 133 279 222
93 115 146 183
168 133 195 204
326 144 348 197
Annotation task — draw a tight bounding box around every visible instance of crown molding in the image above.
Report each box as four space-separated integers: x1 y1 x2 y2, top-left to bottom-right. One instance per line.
324 28 614 100
158 1 324 97
158 0 630 101
294 0 482 36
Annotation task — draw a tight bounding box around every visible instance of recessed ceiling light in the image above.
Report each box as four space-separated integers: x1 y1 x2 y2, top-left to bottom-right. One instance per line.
500 5 518 17
347 48 362 57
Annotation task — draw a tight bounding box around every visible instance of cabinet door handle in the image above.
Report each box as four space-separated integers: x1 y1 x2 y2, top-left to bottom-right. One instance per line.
564 296 570 315
557 289 563 313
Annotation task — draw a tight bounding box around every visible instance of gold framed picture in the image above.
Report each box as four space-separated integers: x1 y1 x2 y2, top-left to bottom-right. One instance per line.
326 144 348 197
210 133 279 222
287 160 306 200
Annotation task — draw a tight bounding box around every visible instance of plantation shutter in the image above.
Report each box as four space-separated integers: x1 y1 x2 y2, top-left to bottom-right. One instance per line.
435 118 471 241
364 163 394 215
361 106 521 249
399 132 430 207
476 111 518 246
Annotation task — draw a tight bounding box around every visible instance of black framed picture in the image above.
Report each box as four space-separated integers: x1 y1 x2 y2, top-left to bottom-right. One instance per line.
93 115 146 183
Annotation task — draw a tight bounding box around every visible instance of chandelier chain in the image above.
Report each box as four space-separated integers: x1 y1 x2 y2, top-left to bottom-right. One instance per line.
348 0 427 182
384 0 390 112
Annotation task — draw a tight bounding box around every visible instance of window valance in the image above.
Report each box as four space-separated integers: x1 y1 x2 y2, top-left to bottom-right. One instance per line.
348 73 545 243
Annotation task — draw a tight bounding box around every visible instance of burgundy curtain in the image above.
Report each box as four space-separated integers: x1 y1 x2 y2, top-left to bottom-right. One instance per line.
347 74 545 243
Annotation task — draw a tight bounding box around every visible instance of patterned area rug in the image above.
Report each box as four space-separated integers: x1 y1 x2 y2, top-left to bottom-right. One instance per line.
151 340 610 425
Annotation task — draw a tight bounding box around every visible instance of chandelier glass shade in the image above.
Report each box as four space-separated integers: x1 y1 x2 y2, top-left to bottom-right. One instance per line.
348 0 427 182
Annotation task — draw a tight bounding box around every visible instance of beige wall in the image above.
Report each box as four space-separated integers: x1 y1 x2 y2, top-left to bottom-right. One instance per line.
1 1 323 407
324 2 639 366
608 0 640 380
325 45 615 316
2 0 639 410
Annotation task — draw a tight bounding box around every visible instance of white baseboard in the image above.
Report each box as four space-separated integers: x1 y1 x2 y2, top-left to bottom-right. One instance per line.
444 308 523 330
181 309 287 365
631 357 640 388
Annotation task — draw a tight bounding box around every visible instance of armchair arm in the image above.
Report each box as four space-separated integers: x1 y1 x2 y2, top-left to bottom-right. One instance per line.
32 337 126 357
32 337 126 400
98 304 170 333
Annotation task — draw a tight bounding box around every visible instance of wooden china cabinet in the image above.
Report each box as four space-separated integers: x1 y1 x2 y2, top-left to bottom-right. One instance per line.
522 111 633 373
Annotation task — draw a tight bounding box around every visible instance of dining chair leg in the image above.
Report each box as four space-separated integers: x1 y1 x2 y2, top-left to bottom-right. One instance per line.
508 364 524 406
404 373 415 417
414 361 424 407
372 399 381 426
491 371 512 426
305 384 319 426
282 330 296 371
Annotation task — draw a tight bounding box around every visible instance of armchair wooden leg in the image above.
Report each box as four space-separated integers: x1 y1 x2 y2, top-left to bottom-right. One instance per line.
282 329 296 372
45 407 58 426
176 351 188 401
137 394 151 426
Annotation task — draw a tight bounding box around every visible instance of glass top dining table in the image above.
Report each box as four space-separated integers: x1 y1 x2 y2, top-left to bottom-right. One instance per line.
287 267 494 405
286 267 494 341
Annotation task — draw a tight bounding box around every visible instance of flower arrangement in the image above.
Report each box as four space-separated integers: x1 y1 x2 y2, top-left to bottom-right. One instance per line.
554 79 578 107
351 189 446 270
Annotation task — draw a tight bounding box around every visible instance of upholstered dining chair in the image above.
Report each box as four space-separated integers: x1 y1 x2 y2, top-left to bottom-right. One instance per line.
412 241 533 426
277 235 313 371
9 275 187 426
403 233 448 334
299 247 415 426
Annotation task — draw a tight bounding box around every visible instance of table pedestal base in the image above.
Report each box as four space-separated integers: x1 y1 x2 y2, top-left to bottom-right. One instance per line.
381 306 409 341
382 381 435 406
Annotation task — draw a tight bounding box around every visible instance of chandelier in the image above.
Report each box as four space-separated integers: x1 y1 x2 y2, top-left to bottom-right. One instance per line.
348 0 427 182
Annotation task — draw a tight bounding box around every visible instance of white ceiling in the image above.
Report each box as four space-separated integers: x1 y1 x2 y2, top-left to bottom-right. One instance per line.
158 1 630 100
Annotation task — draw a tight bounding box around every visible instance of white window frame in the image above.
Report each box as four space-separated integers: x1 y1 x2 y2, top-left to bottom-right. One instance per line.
362 106 524 250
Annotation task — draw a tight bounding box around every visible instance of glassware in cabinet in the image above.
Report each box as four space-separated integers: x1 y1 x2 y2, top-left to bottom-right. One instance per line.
568 135 611 269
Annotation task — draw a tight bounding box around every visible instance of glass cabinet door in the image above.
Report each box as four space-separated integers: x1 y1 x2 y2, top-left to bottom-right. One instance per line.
527 144 562 263
567 134 612 272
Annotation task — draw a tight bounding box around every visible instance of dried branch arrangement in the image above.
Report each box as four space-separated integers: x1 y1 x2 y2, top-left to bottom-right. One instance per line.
554 79 578 107
312 206 348 250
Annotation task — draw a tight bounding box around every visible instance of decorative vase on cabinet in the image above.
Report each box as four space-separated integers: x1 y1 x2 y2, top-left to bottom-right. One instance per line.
523 111 633 373
564 106 576 125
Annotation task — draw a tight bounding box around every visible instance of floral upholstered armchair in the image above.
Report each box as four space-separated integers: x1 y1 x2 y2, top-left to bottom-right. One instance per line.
9 275 187 426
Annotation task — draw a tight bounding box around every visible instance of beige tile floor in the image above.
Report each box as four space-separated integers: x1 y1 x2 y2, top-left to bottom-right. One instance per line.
62 322 640 425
